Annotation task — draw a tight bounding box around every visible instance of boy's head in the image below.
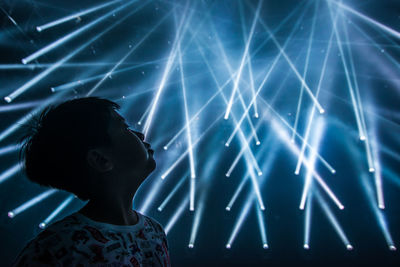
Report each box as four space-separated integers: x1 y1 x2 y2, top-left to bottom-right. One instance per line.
21 97 155 201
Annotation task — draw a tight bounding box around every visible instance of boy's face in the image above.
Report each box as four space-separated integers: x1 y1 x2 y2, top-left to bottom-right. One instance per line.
105 110 156 186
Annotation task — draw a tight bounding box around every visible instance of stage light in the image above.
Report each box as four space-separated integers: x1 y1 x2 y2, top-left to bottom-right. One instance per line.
188 244 194 249
86 12 170 97
303 244 310 250
5 3 146 103
0 163 22 184
8 189 57 218
39 195 74 228
0 144 19 157
254 12 325 114
361 174 395 250
224 0 262 120
177 46 196 180
36 0 125 32
269 118 344 210
299 118 325 210
160 113 223 180
331 0 400 40
188 197 205 248
143 5 192 137
165 196 189 234
256 207 268 249
291 0 319 142
226 244 231 249
316 191 351 250
23 0 139 64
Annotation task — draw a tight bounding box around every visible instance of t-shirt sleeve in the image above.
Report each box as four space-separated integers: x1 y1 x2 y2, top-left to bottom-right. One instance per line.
13 241 58 266
13 230 62 267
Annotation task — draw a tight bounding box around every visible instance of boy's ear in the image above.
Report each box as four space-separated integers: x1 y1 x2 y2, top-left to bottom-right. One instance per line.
86 149 113 172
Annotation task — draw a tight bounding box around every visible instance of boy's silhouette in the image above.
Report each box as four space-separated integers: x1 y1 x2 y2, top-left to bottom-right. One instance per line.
14 97 170 266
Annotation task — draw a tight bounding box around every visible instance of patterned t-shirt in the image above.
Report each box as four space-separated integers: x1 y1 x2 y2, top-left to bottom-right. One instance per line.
14 211 170 267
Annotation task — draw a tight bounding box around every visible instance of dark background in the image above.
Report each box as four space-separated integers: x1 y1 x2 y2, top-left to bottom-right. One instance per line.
1 0 400 266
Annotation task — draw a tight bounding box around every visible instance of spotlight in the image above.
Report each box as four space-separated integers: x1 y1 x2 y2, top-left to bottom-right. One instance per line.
304 244 310 250
188 244 194 249
263 244 269 249
346 244 353 251
7 211 14 218
389 245 397 251
39 222 46 229
226 244 231 249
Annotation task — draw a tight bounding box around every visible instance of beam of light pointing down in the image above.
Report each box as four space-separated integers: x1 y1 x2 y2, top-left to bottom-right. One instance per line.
295 21 336 176
226 131 278 211
268 117 344 210
259 96 335 174
238 1 258 118
220 2 312 147
224 0 262 120
226 133 279 247
253 9 325 114
226 195 253 249
342 16 369 142
177 46 196 180
194 38 263 178
163 72 235 150
190 177 195 211
22 0 138 64
0 163 22 184
341 15 376 176
165 196 189 234
8 189 57 218
361 174 396 250
36 0 124 32
0 144 20 156
328 3 374 173
226 109 275 178
52 59 164 92
300 117 325 210
137 177 164 214
157 174 187 211
315 190 352 250
204 15 262 147
0 100 44 113
142 6 191 137
0 91 69 142
291 0 319 142
188 195 205 248
370 128 385 209
161 113 224 180
86 13 170 96
304 192 313 249
226 176 247 211
224 2 311 148
331 0 400 40
256 202 268 249
4 3 145 103
39 195 75 229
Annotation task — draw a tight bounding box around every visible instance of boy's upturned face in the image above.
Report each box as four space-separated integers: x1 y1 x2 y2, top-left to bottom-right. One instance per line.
105 110 156 185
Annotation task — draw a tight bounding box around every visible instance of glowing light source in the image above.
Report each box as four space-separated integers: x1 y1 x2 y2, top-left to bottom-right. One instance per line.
39 195 74 228
36 0 125 32
5 3 144 102
23 0 138 64
8 189 57 218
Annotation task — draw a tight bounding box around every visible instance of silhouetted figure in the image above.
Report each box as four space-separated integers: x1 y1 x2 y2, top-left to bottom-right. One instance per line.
14 97 170 266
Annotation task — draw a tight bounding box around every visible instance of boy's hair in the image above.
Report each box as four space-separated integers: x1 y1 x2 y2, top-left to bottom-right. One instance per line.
20 97 120 200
